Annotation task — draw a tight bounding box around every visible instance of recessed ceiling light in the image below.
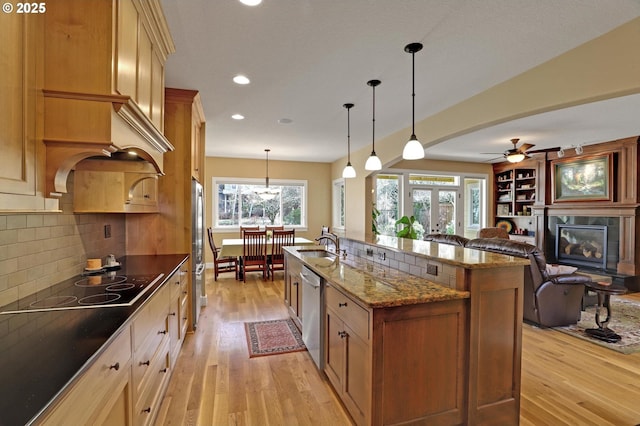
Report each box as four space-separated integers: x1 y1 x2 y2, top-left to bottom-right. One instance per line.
239 0 262 5
232 114 245 120
278 118 293 124
233 75 250 85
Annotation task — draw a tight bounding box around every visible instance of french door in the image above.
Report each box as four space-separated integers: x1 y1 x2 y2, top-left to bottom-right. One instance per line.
412 188 458 235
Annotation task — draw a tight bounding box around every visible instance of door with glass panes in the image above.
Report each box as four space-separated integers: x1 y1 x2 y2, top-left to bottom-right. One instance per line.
412 188 458 235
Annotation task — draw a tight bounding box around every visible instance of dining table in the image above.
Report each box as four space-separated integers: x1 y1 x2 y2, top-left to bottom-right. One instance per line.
219 236 315 258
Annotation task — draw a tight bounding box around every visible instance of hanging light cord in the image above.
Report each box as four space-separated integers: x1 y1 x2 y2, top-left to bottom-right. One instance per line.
265 149 270 188
411 49 416 138
372 84 376 152
346 104 352 163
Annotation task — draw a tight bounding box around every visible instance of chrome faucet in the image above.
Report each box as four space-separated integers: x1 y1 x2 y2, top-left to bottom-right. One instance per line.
315 233 340 253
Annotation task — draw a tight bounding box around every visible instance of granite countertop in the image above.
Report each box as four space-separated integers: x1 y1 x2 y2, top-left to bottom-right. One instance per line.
286 246 470 309
370 235 531 269
0 254 188 426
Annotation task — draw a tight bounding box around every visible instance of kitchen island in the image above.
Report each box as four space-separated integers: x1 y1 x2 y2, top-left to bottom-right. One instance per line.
0 254 188 426
285 236 529 426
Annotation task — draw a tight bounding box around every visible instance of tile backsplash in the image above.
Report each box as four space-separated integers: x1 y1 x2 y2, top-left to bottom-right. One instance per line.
0 183 125 307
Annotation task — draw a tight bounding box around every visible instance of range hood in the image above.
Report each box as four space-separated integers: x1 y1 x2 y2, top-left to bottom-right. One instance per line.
43 90 174 198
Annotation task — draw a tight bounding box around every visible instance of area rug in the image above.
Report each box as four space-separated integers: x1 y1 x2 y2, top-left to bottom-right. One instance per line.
244 318 306 358
554 297 640 354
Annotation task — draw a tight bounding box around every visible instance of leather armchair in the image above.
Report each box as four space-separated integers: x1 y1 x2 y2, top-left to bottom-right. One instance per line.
465 238 592 327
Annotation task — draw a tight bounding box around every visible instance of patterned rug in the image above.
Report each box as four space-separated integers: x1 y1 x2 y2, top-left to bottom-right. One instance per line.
555 297 640 354
244 318 306 358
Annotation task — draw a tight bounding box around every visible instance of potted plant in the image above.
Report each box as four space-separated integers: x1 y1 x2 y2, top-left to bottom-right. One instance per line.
395 215 418 239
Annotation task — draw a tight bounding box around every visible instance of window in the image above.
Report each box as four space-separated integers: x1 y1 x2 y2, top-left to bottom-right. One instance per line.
213 178 307 229
375 174 400 236
332 178 345 229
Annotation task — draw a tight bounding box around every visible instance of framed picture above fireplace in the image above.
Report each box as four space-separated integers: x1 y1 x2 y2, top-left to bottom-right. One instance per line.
551 153 613 202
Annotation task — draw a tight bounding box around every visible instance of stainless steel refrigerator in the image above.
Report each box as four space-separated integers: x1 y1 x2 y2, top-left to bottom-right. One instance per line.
191 179 205 330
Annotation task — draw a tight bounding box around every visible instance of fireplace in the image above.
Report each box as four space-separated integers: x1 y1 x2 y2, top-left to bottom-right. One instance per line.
555 224 607 270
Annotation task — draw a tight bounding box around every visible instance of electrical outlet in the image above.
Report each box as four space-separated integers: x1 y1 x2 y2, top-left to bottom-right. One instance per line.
427 264 438 276
104 224 111 238
366 248 374 256
378 251 386 261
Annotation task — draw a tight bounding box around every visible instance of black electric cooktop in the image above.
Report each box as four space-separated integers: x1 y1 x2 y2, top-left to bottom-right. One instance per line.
0 268 164 314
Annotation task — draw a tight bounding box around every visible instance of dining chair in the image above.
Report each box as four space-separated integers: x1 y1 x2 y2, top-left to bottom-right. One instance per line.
241 230 268 282
266 225 284 231
268 229 295 280
207 227 238 281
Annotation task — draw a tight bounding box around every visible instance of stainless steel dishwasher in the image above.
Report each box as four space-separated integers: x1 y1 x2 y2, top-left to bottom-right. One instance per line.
301 266 323 369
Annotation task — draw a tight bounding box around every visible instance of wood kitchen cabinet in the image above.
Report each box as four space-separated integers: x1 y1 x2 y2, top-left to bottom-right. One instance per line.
73 159 159 213
323 283 468 426
284 253 303 329
0 12 57 211
42 0 174 197
168 263 190 366
165 88 206 182
39 328 133 426
324 284 371 426
131 281 173 425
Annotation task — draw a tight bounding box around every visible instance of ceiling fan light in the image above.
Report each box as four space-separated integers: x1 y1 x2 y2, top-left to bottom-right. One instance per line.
506 152 525 163
342 162 356 178
365 152 382 171
403 135 425 160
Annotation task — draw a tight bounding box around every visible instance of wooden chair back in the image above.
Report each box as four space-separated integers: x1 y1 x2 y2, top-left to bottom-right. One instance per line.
207 227 238 281
268 229 295 280
266 225 284 231
240 226 260 236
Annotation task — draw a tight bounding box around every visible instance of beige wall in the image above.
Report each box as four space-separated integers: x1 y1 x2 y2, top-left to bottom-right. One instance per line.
204 156 332 265
334 18 640 240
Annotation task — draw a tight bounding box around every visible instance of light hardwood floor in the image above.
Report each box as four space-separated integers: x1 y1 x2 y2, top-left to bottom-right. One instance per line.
155 273 640 426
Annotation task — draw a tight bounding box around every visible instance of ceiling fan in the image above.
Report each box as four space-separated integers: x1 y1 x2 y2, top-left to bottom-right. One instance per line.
485 138 560 163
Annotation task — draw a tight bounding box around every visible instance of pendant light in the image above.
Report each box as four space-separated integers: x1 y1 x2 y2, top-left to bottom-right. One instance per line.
364 79 382 171
256 149 279 200
342 103 356 178
402 42 425 160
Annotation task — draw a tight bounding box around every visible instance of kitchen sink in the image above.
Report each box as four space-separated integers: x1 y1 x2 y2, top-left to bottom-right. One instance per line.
297 248 338 258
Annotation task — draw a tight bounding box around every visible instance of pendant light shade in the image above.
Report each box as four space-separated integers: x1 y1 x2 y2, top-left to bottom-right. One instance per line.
342 103 356 178
255 149 279 199
402 42 425 160
365 79 382 171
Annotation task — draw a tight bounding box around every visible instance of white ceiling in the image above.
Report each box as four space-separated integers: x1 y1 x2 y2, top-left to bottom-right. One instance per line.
160 0 640 164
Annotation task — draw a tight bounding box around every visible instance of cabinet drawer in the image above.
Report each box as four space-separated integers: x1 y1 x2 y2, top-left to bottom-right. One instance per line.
40 327 132 425
326 285 369 340
132 284 170 352
134 341 171 426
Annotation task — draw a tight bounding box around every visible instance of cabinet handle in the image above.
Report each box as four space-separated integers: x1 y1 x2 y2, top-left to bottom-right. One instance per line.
183 291 188 295
142 407 151 414
109 362 120 371
169 312 177 316
338 302 348 307
338 331 347 338
144 194 150 199
293 281 298 286
175 280 180 285
158 330 167 335
140 360 150 366
159 368 168 373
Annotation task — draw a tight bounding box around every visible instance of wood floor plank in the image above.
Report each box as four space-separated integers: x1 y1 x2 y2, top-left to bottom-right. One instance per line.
155 271 640 426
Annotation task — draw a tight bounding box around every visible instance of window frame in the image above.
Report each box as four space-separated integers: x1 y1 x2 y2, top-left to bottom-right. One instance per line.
332 178 346 230
212 177 308 231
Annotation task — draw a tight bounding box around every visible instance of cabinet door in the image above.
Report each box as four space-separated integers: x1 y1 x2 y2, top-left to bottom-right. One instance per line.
324 308 345 391
343 324 370 424
0 14 40 204
137 25 153 117
128 176 158 207
116 0 138 98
